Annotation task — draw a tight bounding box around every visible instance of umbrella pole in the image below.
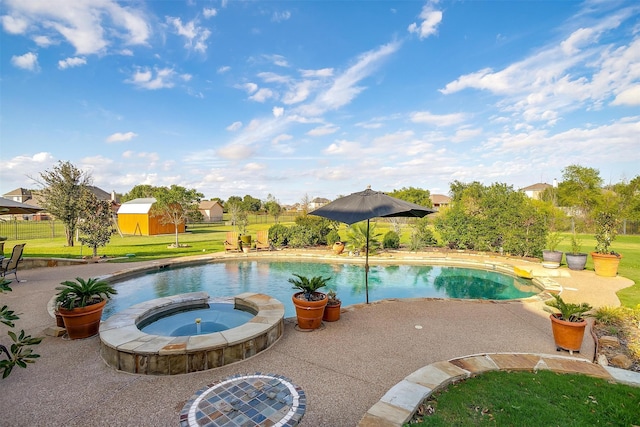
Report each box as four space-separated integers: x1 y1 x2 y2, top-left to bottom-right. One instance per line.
365 219 370 304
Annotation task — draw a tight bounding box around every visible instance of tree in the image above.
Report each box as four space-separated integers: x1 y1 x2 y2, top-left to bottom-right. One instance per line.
434 181 547 257
121 185 156 202
242 195 262 212
388 187 433 207
78 193 114 257
265 194 283 223
557 165 603 218
152 185 204 247
37 161 91 247
300 193 310 216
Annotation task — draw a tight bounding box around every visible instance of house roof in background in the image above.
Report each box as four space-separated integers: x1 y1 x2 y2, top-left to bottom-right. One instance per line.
199 200 223 210
521 183 552 191
430 194 451 205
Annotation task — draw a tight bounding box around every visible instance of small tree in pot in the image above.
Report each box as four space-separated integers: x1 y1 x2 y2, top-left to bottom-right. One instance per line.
565 232 587 271
591 211 622 277
288 274 329 330
546 293 592 354
55 277 117 339
542 232 563 268
323 290 342 322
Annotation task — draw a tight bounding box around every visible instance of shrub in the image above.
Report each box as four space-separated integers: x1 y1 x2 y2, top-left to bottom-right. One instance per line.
326 230 341 246
288 225 315 248
295 215 335 245
268 224 290 247
382 231 400 249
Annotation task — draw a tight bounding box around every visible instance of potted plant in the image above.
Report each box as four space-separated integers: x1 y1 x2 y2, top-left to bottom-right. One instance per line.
546 293 592 354
288 274 329 330
565 232 587 271
240 234 252 254
542 232 563 268
591 211 622 277
323 290 342 322
55 277 117 339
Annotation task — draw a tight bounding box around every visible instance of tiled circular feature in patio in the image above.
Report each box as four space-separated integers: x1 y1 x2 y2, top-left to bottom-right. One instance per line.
179 373 306 427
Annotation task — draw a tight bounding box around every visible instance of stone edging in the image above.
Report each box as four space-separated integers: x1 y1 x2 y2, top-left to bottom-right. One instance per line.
358 352 627 426
99 292 284 375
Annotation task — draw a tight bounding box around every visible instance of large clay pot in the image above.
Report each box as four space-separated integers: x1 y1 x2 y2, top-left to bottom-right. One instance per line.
549 313 587 353
332 242 345 255
323 303 341 322
292 292 327 330
58 299 107 339
565 253 587 271
591 252 622 277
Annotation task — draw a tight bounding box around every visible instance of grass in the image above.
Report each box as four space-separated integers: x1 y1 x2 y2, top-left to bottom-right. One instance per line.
408 370 640 426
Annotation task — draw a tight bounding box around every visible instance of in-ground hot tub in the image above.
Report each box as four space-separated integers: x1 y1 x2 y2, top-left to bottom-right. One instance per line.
99 292 284 375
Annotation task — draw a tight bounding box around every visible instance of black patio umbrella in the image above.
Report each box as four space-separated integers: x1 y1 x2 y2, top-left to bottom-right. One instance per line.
311 188 436 303
0 197 43 215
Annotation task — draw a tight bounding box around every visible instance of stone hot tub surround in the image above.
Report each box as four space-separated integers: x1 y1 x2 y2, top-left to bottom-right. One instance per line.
99 292 284 375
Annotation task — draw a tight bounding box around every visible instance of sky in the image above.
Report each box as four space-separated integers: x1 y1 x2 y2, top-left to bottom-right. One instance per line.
1 0 639 205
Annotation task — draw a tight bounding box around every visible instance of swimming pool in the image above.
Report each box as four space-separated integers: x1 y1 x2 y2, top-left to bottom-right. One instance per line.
103 260 540 319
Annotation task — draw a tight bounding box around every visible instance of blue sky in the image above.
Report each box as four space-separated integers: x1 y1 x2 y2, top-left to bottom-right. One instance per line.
1 0 639 204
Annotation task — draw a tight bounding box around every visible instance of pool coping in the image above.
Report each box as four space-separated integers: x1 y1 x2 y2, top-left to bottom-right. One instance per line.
99 292 285 375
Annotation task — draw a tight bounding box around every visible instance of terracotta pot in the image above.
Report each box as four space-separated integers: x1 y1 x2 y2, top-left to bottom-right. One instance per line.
58 299 107 339
292 292 327 330
55 312 65 328
565 253 587 271
549 313 587 352
323 303 341 322
591 252 622 277
332 242 345 255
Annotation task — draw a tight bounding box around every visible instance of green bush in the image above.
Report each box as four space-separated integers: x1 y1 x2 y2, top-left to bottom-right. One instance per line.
288 225 315 248
383 231 400 249
294 215 335 245
268 224 290 247
326 230 341 246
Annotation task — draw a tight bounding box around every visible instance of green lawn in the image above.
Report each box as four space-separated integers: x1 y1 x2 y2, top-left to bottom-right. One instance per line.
407 370 639 426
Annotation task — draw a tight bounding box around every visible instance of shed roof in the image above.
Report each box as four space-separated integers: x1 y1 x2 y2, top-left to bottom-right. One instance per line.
117 198 156 214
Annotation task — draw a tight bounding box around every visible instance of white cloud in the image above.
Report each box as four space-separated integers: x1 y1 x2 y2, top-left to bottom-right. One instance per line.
263 54 289 67
282 80 316 105
272 11 291 23
33 35 54 47
126 67 178 90
307 126 339 136
561 27 595 55
227 121 243 131
218 66 230 74
323 139 361 156
272 106 284 118
106 132 138 143
250 88 275 102
452 128 483 143
243 162 265 171
272 134 293 144
203 8 217 18
300 68 334 78
1 15 28 33
242 82 258 94
407 1 443 40
410 111 466 126
217 143 255 160
11 52 38 71
58 56 87 70
612 86 640 106
2 0 150 55
166 16 211 53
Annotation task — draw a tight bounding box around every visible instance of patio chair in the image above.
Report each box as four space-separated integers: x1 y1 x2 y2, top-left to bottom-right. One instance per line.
224 232 239 252
1 243 26 282
255 230 271 251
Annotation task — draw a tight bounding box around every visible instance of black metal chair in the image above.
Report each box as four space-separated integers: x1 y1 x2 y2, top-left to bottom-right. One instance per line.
1 243 26 282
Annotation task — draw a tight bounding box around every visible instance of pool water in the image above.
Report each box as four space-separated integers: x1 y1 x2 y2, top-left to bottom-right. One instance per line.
103 261 539 319
138 302 256 337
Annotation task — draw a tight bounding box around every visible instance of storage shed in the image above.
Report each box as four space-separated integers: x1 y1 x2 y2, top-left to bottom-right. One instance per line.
198 200 224 222
117 198 185 236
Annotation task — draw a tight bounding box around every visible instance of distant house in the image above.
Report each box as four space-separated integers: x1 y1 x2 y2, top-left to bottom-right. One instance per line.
309 197 330 210
117 198 184 236
3 188 32 203
521 183 552 200
199 200 224 222
430 194 451 210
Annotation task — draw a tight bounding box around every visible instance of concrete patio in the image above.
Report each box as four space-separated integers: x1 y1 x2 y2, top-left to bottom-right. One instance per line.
0 251 635 426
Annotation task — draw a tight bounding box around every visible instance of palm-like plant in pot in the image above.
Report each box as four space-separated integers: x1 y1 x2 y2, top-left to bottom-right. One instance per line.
323 290 342 322
546 293 592 354
591 211 622 277
55 277 117 339
288 274 329 330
